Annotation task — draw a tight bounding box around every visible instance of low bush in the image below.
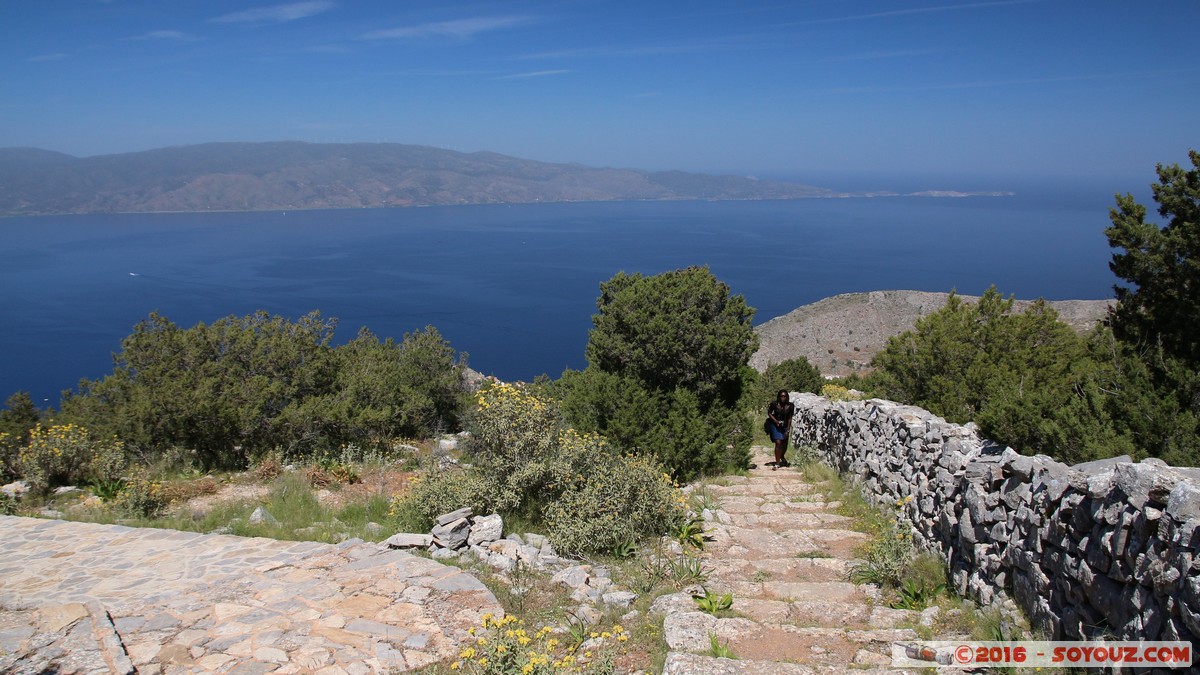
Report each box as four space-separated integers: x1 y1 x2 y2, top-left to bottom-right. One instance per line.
757 358 823 400
114 470 168 518
390 383 686 554
15 423 125 492
448 613 626 674
464 381 565 515
253 453 283 481
390 470 488 532
543 449 685 556
153 475 221 505
0 491 15 515
0 392 41 481
820 383 862 401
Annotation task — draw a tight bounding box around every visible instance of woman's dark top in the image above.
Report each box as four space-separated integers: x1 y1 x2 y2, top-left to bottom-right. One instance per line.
768 400 795 427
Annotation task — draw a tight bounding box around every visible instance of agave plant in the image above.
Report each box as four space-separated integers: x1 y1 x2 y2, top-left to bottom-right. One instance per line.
692 588 733 615
674 517 713 550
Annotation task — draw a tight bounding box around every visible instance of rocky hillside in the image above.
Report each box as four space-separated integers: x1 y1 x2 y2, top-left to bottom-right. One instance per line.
0 142 833 216
752 290 1111 377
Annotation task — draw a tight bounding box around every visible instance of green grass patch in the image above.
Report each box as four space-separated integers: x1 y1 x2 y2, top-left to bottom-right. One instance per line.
64 470 397 544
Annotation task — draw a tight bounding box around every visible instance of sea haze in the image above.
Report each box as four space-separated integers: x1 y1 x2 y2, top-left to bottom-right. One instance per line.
0 189 1120 406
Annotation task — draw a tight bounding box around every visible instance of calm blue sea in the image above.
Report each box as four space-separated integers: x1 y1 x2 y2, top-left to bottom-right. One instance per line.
0 190 1122 406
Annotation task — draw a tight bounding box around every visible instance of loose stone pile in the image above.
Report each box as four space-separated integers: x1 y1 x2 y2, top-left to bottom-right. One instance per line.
791 393 1200 647
384 508 640 624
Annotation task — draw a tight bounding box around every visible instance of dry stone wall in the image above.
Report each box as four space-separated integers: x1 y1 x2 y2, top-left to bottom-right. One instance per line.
789 393 1200 644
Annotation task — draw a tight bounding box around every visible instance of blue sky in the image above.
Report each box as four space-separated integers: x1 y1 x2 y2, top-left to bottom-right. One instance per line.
2 0 1197 188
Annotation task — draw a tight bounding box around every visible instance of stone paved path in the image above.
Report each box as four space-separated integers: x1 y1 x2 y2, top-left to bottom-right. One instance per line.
658 447 930 674
0 515 501 674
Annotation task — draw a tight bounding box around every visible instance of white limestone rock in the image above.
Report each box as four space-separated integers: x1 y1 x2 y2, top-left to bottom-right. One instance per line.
248 506 280 526
383 533 433 549
468 514 504 546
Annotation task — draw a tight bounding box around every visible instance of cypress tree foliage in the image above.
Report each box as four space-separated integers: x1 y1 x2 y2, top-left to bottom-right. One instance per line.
0 392 41 479
559 266 758 480
585 266 758 409
61 311 339 467
286 326 468 449
58 312 468 468
867 147 1200 467
870 288 1132 461
1103 149 1200 465
754 357 824 402
1106 150 1200 367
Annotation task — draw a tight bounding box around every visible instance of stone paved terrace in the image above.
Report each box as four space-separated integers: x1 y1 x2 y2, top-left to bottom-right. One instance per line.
0 515 502 674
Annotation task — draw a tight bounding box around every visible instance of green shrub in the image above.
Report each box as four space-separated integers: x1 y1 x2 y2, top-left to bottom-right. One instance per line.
543 450 685 555
465 381 569 515
869 288 1148 462
558 369 751 481
673 517 712 550
16 423 126 492
558 267 758 480
1 392 41 480
389 470 489 532
57 312 469 469
392 382 687 553
114 470 168 518
890 551 948 609
0 433 20 484
263 473 325 526
820 383 862 401
90 477 127 502
0 491 16 515
665 554 708 588
758 357 824 400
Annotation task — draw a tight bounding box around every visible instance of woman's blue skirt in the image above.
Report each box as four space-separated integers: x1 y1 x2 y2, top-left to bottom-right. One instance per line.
768 422 786 442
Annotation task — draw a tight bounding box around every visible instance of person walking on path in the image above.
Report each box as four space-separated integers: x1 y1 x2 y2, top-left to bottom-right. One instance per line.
767 389 795 469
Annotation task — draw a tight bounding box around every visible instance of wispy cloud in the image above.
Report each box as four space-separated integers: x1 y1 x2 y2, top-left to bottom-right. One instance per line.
820 71 1141 95
211 1 335 25
362 16 533 41
519 39 757 61
130 30 202 42
823 49 938 63
494 69 569 80
785 0 1046 26
28 53 68 62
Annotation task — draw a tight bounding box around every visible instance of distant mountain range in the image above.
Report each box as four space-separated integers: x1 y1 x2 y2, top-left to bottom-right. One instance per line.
752 290 1111 377
0 141 842 216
